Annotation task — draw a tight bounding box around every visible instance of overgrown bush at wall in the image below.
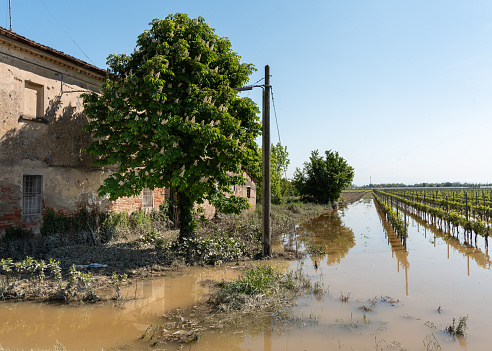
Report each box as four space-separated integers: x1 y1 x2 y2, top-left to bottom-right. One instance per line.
39 207 173 246
1 227 36 257
2 227 34 242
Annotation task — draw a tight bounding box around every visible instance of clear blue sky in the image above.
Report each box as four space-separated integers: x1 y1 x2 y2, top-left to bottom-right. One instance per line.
3 0 492 185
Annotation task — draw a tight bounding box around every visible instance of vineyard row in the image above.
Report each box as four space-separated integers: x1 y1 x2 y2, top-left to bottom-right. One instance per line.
375 190 490 247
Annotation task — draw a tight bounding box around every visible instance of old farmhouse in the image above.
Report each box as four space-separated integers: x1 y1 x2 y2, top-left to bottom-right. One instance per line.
0 27 256 234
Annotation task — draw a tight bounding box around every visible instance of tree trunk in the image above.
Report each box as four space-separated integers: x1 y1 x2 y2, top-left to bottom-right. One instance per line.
176 191 196 242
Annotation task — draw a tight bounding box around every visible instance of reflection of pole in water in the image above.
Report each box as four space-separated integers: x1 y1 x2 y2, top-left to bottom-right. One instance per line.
447 242 449 259
264 325 272 351
405 265 408 296
468 255 470 277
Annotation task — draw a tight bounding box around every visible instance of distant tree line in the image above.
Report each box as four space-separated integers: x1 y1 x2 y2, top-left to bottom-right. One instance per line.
355 182 492 189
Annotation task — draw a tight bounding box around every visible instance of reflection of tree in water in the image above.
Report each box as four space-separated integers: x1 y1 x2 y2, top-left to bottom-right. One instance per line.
299 210 355 266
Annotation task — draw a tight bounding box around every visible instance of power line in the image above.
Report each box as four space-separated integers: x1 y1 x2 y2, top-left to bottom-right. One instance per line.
270 83 297 257
38 0 96 66
251 76 264 86
270 87 282 147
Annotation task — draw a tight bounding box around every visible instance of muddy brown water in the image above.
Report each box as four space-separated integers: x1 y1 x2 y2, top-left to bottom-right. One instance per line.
2 196 492 350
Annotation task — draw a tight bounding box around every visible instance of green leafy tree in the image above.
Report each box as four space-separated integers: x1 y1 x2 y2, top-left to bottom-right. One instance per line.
257 142 290 204
82 14 261 240
293 150 354 204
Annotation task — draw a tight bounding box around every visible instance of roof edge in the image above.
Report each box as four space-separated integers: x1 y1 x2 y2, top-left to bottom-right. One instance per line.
0 26 106 77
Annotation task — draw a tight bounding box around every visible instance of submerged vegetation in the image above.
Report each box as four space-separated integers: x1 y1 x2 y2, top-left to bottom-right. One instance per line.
445 316 468 338
213 265 297 311
142 264 324 347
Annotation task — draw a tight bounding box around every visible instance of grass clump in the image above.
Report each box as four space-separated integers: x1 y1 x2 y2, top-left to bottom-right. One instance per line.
148 264 319 347
340 291 351 302
213 265 300 313
445 316 468 338
219 265 292 296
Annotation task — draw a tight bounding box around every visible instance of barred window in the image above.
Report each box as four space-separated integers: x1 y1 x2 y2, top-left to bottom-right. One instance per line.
23 175 42 216
142 188 153 208
247 186 251 199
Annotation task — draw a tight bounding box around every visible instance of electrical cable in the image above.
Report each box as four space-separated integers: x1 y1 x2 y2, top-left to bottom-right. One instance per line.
251 77 264 86
38 0 96 66
270 87 282 146
270 86 299 257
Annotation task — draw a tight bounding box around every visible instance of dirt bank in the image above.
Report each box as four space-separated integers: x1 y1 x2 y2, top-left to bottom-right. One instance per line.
340 191 370 205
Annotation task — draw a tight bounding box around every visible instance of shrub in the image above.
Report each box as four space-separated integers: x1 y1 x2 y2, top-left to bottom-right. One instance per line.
130 209 152 227
139 230 170 249
175 233 246 265
2 227 33 242
40 209 73 236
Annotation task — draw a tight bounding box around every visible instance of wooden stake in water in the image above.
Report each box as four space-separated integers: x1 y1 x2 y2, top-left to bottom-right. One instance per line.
404 204 407 250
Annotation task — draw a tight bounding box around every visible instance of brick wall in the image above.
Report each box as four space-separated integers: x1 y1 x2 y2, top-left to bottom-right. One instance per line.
0 185 45 232
0 185 23 229
108 188 167 214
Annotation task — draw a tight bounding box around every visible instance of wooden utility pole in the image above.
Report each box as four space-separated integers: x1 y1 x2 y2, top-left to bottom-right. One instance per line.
262 65 271 257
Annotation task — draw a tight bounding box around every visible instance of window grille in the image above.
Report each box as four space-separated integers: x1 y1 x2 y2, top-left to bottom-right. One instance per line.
142 188 153 208
247 186 251 199
23 175 42 215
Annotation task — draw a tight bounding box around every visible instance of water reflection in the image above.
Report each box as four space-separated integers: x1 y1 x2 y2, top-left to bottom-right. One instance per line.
298 210 355 266
374 202 410 296
374 203 409 270
0 267 241 350
410 212 492 271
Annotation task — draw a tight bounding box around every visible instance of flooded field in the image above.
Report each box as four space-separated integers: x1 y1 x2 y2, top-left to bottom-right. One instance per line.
1 195 492 350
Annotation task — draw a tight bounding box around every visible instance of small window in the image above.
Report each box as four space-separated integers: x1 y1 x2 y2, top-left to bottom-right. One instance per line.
24 81 44 119
23 175 42 216
142 188 153 208
246 186 251 199
230 185 236 192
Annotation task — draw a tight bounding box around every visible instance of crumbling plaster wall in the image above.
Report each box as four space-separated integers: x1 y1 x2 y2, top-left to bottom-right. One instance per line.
0 47 100 168
238 171 256 214
0 43 111 232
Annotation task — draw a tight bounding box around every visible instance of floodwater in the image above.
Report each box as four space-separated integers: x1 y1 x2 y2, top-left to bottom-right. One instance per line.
2 195 492 350
0 268 242 350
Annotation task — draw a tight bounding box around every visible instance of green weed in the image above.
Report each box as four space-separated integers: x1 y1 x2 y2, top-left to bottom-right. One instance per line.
112 272 128 300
